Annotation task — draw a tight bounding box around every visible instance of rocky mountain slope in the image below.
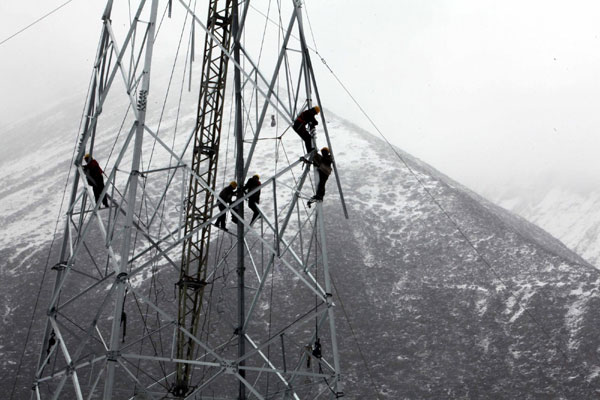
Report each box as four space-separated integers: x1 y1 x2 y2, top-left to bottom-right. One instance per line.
2 96 600 399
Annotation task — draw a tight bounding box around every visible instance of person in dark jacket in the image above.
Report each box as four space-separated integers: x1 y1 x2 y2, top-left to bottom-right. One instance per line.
46 331 57 364
244 174 262 224
308 147 333 207
312 337 322 359
83 154 109 208
292 106 320 154
215 181 237 231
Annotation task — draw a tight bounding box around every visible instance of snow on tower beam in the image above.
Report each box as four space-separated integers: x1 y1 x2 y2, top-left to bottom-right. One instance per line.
175 0 234 396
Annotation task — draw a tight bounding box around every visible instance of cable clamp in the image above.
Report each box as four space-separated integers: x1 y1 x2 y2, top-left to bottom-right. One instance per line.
51 261 67 271
116 272 128 282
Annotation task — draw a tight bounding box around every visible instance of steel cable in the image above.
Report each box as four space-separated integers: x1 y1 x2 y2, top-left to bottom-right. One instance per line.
0 0 76 47
308 34 599 399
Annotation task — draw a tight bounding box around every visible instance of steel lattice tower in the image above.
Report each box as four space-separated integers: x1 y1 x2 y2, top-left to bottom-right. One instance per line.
32 1 348 399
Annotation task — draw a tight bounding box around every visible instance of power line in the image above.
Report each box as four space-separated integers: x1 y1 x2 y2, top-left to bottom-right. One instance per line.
291 4 600 394
312 47 600 396
0 0 76 47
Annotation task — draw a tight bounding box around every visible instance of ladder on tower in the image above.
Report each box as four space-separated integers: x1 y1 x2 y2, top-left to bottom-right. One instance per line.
174 0 234 396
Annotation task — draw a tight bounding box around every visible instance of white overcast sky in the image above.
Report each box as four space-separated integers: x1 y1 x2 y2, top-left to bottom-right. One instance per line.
2 0 600 193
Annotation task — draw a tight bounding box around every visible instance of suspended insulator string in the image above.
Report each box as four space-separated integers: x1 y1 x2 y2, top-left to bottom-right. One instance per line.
0 0 76 47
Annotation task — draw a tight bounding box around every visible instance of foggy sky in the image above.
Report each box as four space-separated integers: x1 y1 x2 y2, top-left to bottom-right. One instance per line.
2 0 600 193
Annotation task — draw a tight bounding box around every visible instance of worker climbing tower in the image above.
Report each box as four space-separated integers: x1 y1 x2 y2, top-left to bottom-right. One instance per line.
32 0 348 398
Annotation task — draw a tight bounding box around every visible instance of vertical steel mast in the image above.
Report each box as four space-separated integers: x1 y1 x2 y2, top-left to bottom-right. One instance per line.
231 1 246 399
31 1 347 398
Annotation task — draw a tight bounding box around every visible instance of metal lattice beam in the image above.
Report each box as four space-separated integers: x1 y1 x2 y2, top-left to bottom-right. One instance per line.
31 1 346 399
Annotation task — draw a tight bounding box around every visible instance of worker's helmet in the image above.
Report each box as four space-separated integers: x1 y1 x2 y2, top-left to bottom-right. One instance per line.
84 153 91 161
321 147 330 154
314 105 321 114
253 174 260 180
230 181 238 188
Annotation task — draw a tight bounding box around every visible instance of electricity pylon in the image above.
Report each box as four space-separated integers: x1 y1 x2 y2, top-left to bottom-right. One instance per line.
32 1 347 399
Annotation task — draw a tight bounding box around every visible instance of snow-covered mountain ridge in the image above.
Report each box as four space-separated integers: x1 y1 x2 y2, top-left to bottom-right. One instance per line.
2 96 600 398
482 178 600 268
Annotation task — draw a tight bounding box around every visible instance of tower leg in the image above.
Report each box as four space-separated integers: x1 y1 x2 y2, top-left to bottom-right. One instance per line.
103 0 160 398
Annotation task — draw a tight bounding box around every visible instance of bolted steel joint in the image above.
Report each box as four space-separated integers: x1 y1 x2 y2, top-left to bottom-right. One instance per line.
221 360 238 374
107 350 120 361
66 362 76 376
334 377 345 397
325 292 334 306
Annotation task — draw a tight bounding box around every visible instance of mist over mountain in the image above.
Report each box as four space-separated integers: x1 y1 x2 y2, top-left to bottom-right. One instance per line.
2 95 600 399
481 172 600 268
